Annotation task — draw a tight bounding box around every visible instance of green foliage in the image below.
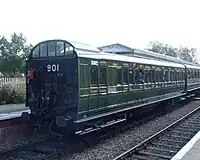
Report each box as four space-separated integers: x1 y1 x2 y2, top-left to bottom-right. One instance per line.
0 84 25 105
0 33 32 77
147 41 199 63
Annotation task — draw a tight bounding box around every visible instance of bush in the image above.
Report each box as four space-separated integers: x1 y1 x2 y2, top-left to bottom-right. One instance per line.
0 83 25 105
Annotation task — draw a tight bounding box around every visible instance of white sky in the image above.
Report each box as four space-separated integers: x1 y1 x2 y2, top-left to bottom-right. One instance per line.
0 0 200 51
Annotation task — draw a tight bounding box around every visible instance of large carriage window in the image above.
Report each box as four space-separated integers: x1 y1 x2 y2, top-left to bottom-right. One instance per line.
56 42 64 56
100 68 106 86
32 46 39 58
48 41 56 56
40 43 47 57
91 66 98 86
117 68 122 84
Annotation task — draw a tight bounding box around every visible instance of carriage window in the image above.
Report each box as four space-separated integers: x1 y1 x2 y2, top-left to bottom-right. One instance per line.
160 70 164 82
148 70 152 83
123 69 128 84
32 46 39 58
165 70 169 82
179 71 181 81
100 68 106 86
56 42 64 56
117 68 122 84
135 69 140 84
144 70 148 83
91 66 98 86
195 70 198 78
152 70 155 83
129 69 133 84
65 43 74 56
156 70 159 82
139 69 145 84
40 43 47 57
188 70 191 79
48 41 56 56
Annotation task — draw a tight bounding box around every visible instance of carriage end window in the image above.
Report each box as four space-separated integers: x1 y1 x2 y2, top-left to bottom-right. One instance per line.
40 43 47 57
56 41 65 56
31 40 75 58
32 46 39 58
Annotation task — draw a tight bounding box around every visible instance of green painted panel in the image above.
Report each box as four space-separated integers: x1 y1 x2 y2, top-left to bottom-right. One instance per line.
78 98 89 112
90 96 98 110
99 95 107 108
80 89 89 96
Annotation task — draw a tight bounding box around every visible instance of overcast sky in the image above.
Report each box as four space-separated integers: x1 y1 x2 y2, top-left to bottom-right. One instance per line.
0 0 200 50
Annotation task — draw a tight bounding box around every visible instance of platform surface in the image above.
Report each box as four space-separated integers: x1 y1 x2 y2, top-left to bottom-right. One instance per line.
0 103 26 113
0 104 29 120
171 131 200 160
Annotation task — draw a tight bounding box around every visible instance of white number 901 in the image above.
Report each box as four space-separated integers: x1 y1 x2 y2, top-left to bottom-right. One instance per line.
47 64 59 72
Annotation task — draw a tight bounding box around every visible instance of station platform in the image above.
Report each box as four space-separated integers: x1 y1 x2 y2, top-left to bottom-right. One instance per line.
0 104 29 120
171 131 200 160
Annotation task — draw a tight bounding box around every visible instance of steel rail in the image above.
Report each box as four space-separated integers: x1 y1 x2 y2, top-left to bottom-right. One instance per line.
113 106 200 160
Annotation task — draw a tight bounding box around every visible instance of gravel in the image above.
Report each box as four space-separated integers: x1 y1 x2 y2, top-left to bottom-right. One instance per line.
65 100 200 160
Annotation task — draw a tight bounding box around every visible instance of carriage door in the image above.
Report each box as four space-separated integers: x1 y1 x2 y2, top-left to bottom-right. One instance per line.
90 61 99 111
98 62 108 109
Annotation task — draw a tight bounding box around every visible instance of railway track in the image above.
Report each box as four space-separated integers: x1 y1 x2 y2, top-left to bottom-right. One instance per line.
113 106 200 160
0 101 169 160
1 98 198 160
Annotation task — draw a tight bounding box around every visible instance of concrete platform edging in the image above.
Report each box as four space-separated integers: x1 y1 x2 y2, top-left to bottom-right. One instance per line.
171 131 200 160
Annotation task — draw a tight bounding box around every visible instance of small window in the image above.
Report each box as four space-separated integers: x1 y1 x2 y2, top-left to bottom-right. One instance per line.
56 42 64 56
100 68 106 86
160 70 165 82
117 68 122 84
182 71 185 80
32 46 39 58
91 66 98 86
165 70 169 82
156 70 159 82
123 69 128 84
40 43 47 57
135 69 140 84
48 41 56 56
139 69 145 84
152 70 156 83
144 70 148 83
129 69 133 84
149 70 153 83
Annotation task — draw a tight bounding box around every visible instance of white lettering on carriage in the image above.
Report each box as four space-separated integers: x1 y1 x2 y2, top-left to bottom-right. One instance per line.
47 64 59 72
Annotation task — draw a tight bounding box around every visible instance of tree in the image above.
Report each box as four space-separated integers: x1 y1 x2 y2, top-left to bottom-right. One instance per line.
147 41 199 63
0 33 32 77
147 41 178 57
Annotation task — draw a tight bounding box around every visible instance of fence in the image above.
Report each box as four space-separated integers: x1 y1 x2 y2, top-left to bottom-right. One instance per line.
0 77 26 92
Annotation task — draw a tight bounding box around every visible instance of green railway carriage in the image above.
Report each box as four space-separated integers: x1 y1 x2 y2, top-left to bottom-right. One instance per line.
185 64 200 91
77 50 186 120
25 39 200 134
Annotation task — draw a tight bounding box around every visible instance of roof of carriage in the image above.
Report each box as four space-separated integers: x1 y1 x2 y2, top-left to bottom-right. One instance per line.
30 39 100 54
30 39 200 69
